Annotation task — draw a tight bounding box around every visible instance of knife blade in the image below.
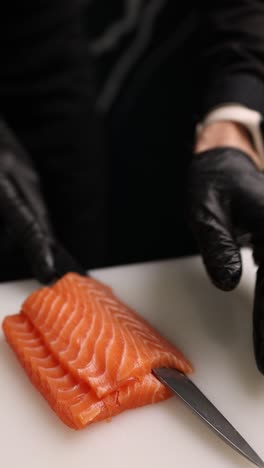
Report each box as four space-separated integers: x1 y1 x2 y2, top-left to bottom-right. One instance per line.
153 368 264 468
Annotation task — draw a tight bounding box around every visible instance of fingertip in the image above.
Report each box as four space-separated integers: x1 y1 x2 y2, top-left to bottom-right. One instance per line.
35 263 57 284
204 251 242 291
253 327 264 375
255 350 264 375
29 243 57 284
253 271 264 375
210 266 242 291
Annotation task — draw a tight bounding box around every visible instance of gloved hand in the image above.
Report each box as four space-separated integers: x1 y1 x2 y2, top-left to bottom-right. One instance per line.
188 146 264 373
0 119 57 283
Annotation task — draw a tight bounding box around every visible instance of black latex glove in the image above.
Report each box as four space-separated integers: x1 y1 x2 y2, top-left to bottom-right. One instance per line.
189 147 264 373
0 119 57 283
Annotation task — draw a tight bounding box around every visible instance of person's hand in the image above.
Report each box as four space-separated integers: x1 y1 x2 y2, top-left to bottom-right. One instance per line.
0 119 57 283
190 121 264 373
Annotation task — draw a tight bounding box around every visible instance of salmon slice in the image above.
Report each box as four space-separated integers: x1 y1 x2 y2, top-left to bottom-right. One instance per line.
2 273 193 429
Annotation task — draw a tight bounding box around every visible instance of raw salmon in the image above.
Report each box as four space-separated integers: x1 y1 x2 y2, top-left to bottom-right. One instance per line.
2 273 193 429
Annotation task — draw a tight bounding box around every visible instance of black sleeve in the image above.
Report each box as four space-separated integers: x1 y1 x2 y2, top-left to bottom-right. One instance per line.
0 0 98 152
197 0 264 119
0 0 106 267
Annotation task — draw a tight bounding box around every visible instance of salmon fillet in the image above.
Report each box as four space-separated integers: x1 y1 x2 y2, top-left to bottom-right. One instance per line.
2 273 193 429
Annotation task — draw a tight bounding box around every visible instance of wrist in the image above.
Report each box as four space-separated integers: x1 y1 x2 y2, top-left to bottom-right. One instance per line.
194 121 262 169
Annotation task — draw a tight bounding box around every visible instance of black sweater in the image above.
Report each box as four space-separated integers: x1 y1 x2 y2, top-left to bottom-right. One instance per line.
2 1 264 163
1 0 264 268
84 0 264 117
2 1 264 127
0 1 106 266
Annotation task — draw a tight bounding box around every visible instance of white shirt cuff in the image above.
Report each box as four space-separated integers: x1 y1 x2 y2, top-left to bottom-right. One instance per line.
196 104 264 167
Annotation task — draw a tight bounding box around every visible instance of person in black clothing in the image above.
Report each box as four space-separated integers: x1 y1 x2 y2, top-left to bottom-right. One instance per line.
2 1 264 371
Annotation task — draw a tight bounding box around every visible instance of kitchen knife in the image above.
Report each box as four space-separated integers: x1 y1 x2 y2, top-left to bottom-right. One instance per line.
153 368 264 468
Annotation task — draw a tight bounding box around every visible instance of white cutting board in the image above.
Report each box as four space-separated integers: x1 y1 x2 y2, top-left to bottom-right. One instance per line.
1 249 264 468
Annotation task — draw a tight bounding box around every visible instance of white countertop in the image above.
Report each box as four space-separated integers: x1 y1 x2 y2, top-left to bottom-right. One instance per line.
1 249 263 468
